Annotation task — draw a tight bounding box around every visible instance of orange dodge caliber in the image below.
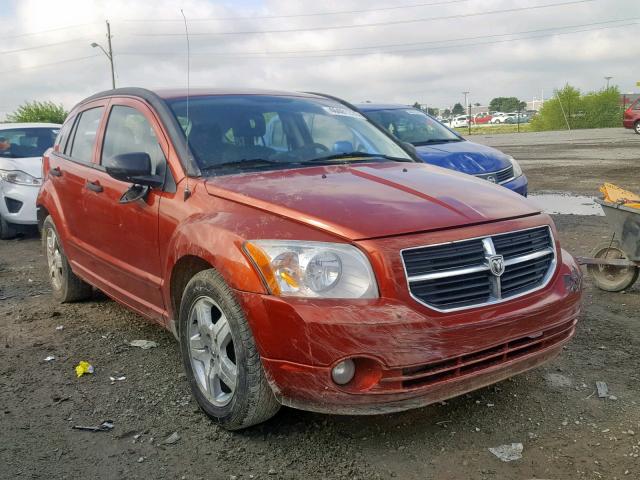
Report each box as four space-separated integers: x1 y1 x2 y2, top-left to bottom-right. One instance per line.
37 88 582 430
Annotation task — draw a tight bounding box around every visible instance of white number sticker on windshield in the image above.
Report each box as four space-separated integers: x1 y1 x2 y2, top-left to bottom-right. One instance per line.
322 106 365 119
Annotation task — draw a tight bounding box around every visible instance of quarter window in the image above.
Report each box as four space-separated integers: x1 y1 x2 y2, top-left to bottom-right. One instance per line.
101 106 165 175
69 107 104 163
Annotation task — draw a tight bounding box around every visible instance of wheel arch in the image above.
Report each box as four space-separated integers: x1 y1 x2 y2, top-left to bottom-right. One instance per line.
163 221 268 335
169 255 214 333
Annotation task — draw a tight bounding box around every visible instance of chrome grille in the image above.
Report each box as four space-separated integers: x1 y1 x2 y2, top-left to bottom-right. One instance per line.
475 165 514 185
402 226 556 311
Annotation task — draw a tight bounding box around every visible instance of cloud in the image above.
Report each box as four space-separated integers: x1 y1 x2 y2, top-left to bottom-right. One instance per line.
1 0 639 119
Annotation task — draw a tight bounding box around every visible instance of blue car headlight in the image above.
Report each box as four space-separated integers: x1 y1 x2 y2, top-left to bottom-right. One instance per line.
507 156 523 178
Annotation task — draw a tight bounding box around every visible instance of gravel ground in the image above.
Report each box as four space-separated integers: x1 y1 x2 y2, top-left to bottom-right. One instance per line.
472 127 640 195
1 128 639 480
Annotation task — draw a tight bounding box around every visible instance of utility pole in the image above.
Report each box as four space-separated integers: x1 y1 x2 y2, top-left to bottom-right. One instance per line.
106 21 115 89
91 20 116 89
604 76 613 89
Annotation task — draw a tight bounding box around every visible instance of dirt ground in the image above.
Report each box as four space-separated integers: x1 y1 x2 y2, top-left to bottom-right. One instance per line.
1 128 639 480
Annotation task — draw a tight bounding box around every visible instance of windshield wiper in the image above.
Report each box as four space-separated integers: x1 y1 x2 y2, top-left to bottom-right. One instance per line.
201 158 282 171
413 139 461 146
306 151 413 163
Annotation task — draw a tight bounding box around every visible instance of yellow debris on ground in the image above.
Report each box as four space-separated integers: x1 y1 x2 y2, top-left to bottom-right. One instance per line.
600 183 640 209
75 361 94 377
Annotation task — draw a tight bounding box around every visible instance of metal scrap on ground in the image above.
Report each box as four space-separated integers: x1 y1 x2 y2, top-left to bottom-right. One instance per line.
128 339 159 349
489 443 524 462
72 420 114 432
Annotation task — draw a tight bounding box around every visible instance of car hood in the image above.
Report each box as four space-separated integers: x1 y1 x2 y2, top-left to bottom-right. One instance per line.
415 140 512 174
204 162 538 240
0 156 42 178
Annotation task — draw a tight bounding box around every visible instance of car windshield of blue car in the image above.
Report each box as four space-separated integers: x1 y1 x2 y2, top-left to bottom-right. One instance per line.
167 95 412 174
364 108 462 146
0 128 59 159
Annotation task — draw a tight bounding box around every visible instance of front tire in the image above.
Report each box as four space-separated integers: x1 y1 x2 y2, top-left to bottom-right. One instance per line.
0 216 17 240
634 121 640 135
42 216 93 302
179 269 280 430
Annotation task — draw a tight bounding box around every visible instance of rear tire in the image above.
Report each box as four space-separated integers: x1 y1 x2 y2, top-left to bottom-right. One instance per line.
588 241 639 292
179 269 280 430
42 216 93 302
0 216 17 240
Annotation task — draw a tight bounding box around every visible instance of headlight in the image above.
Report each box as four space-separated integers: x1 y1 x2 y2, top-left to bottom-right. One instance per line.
507 156 523 178
244 240 378 299
0 169 42 186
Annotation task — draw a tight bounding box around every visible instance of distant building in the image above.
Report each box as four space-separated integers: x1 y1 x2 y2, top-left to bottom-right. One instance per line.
526 99 545 112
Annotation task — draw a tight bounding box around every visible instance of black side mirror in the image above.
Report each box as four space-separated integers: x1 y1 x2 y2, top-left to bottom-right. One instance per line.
402 141 418 156
105 152 163 188
105 152 164 204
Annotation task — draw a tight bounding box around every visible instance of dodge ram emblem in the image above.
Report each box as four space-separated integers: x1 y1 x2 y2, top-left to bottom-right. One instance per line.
488 255 505 277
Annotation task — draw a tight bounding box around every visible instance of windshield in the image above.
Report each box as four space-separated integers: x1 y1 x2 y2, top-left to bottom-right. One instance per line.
0 127 59 159
166 95 411 174
363 108 461 146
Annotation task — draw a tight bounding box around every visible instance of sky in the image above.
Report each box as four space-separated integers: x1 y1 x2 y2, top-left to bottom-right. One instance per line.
1 0 639 119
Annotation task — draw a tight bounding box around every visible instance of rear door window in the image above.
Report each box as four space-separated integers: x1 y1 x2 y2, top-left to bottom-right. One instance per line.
101 105 166 175
68 107 104 163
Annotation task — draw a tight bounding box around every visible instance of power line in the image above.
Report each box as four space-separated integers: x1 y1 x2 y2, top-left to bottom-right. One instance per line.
117 17 638 58
0 54 101 75
0 22 99 41
122 0 597 37
119 17 640 59
0 37 90 56
119 0 471 22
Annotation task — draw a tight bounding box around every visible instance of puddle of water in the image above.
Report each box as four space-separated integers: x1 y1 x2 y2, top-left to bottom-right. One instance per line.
528 193 604 216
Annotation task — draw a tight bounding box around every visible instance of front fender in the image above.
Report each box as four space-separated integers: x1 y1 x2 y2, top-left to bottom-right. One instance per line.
163 216 268 297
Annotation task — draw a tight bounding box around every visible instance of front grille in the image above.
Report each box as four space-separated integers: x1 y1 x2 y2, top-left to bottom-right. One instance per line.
475 165 514 184
402 226 555 311
391 319 575 390
402 238 485 277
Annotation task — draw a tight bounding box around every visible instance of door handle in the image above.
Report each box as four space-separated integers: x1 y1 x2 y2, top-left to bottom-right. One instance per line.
85 180 103 193
50 167 62 177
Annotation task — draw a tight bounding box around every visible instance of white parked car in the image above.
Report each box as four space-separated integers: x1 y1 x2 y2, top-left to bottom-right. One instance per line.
450 115 469 128
490 113 517 124
0 123 60 238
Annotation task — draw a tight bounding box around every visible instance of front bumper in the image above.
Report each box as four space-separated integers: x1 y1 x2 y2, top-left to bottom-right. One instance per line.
502 174 528 197
238 247 581 415
0 181 39 224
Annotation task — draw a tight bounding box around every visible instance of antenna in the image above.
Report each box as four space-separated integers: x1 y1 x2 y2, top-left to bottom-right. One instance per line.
180 8 192 200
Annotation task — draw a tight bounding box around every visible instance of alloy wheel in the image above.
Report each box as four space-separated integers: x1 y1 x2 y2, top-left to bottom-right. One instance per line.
187 296 238 407
46 228 63 291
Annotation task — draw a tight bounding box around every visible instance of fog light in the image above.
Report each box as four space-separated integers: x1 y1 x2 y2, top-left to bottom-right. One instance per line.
331 359 355 385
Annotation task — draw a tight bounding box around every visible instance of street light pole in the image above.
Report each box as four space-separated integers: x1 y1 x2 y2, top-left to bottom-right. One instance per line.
604 76 613 90
462 91 469 109
91 20 116 89
462 91 470 134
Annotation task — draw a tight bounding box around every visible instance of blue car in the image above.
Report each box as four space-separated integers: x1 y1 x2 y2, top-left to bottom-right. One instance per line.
357 104 527 196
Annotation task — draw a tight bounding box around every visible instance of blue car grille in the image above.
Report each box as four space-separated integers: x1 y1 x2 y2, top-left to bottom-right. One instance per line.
475 165 514 184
